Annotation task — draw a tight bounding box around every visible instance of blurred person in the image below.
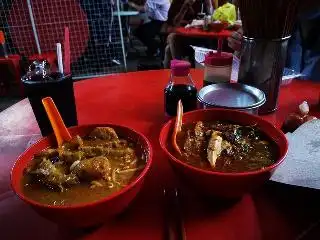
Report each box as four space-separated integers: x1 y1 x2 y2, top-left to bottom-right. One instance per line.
163 0 232 68
227 1 320 81
128 0 170 56
286 7 320 81
163 0 214 68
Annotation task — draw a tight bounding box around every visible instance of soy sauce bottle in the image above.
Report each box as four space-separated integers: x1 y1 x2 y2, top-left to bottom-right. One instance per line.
164 60 197 116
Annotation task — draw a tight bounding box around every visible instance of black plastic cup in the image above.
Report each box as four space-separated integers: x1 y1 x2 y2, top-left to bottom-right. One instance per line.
22 72 78 136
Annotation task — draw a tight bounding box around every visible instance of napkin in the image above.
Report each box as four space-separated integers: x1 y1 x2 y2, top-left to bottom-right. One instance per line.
185 19 204 28
271 119 320 189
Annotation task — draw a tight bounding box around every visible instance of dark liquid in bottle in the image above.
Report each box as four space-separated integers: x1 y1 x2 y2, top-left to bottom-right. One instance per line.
164 84 197 116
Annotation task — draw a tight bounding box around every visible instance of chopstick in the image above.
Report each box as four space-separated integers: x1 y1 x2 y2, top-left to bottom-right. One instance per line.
163 188 186 240
295 218 320 240
175 189 186 240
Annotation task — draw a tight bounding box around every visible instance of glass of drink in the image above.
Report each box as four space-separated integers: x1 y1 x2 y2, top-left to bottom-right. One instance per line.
22 60 77 136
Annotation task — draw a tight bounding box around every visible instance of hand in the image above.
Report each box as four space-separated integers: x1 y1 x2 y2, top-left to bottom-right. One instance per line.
227 27 243 52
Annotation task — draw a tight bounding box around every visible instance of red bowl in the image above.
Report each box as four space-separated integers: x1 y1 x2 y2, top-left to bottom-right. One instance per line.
209 21 228 32
11 124 153 227
159 109 288 198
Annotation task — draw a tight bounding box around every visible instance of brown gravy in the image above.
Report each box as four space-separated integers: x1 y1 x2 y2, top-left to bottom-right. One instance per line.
175 121 278 173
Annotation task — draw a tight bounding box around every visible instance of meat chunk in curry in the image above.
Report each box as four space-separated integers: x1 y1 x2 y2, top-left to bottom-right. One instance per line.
26 158 79 191
72 156 111 181
22 127 146 206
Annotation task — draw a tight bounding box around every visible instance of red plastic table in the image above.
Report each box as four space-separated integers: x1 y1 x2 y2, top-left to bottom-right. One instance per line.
0 70 319 240
175 27 232 39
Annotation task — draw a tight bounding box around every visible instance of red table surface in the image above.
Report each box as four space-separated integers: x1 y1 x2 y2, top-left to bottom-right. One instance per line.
175 27 232 39
0 70 320 239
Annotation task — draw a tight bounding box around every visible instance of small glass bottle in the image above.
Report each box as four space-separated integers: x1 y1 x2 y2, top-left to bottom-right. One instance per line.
203 15 211 31
164 60 197 116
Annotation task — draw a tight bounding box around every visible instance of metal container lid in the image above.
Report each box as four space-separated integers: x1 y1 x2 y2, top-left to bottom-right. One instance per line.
197 83 266 110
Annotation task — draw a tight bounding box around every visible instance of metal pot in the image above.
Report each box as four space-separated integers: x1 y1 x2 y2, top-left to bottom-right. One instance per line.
197 83 266 115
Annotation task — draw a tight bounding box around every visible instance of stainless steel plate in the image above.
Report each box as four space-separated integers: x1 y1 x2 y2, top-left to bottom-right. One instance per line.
197 83 266 110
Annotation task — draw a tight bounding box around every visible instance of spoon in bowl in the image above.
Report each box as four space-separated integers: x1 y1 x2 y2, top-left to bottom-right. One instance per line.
172 100 183 155
42 97 72 146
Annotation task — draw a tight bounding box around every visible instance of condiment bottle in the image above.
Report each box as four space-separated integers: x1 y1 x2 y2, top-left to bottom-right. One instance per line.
164 60 197 116
203 15 211 31
203 51 233 86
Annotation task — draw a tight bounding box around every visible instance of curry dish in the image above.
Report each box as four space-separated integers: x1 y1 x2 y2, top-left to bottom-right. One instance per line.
22 127 146 206
175 121 277 172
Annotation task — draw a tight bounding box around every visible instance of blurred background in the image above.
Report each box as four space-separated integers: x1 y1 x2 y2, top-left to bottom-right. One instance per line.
0 0 159 109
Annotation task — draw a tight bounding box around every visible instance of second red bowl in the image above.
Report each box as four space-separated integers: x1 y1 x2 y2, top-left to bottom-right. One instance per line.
159 109 288 198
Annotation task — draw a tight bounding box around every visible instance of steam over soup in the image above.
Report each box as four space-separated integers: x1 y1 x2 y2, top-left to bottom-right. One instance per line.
175 121 278 172
22 127 146 206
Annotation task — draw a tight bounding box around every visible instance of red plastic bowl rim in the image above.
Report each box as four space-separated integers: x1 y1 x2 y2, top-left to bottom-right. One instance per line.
159 108 289 177
11 124 153 210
